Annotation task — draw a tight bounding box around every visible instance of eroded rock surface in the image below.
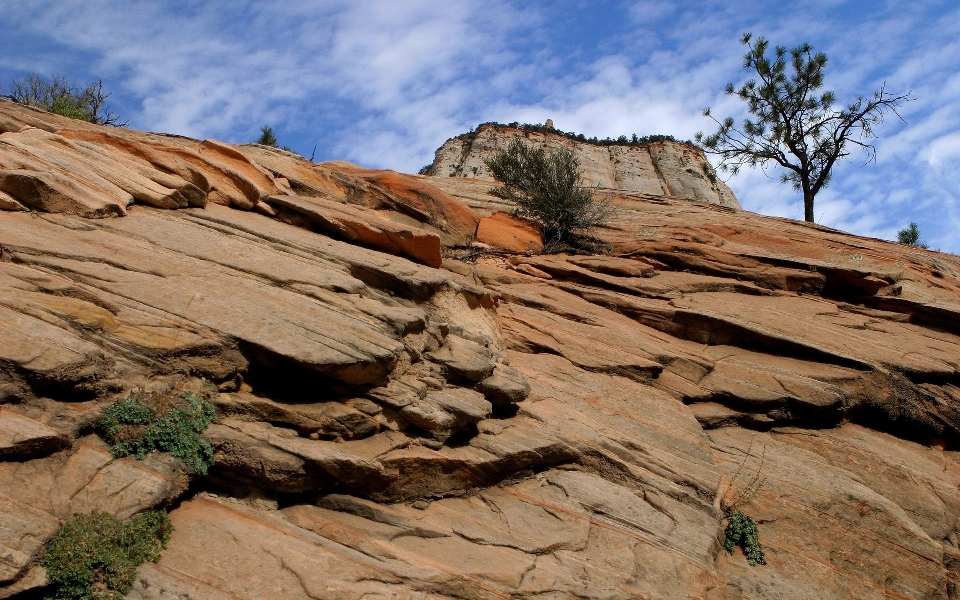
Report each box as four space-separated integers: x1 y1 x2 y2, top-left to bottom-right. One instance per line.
2 100 960 599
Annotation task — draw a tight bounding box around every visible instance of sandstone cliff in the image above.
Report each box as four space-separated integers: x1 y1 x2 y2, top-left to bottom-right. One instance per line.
424 122 741 210
2 99 960 599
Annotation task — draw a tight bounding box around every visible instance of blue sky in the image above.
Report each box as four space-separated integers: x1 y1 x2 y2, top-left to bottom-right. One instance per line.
2 1 958 252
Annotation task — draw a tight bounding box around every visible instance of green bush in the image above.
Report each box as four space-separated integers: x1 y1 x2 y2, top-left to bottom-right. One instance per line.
485 138 613 250
41 511 172 600
723 511 766 565
98 392 216 474
896 222 927 248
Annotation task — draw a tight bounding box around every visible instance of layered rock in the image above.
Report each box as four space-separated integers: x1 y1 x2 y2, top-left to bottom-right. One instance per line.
0 100 477 264
2 100 960 599
423 122 741 209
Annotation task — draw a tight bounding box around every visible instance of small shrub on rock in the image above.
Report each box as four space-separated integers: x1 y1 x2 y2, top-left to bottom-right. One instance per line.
98 392 216 474
41 510 172 600
896 222 927 248
723 511 766 565
484 137 613 251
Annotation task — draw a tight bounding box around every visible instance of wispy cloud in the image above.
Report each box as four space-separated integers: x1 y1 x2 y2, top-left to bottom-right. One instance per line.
3 1 532 151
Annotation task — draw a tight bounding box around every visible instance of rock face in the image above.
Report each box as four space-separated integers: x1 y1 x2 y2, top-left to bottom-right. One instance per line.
475 211 544 252
424 122 741 209
3 100 960 599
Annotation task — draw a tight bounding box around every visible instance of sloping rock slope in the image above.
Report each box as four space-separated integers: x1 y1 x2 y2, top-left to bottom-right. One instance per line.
1 99 960 599
423 122 741 210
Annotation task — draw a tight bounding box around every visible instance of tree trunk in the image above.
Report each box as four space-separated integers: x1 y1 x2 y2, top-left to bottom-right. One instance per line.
803 187 815 222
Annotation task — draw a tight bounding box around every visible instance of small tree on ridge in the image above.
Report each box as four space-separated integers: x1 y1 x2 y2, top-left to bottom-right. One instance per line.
897 222 927 248
256 125 279 147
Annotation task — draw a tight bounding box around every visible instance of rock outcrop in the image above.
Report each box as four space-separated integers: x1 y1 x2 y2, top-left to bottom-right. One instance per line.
424 122 741 209
2 100 960 599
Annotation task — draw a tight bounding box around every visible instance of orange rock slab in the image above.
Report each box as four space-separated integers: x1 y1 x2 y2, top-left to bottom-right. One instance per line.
323 162 482 246
267 194 442 268
475 211 543 252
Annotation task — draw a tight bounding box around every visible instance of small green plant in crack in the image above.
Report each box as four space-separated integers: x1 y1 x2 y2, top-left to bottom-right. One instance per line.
98 391 216 474
723 511 766 565
41 510 172 600
718 436 767 566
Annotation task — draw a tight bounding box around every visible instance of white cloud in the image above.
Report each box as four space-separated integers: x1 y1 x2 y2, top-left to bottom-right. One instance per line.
922 132 960 169
4 1 532 149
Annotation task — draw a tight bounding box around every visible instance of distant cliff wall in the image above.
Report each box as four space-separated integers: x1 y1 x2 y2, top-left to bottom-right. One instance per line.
424 123 740 209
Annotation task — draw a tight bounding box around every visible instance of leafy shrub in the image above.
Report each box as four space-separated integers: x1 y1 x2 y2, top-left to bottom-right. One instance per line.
98 392 216 474
485 137 614 250
723 511 766 565
41 511 172 600
896 222 927 248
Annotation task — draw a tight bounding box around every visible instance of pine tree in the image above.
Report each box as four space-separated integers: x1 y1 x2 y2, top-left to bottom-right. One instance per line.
256 125 279 147
697 34 911 222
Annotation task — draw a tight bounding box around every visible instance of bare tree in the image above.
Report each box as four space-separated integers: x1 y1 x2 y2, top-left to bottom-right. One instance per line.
82 79 125 127
697 33 911 222
7 73 126 126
